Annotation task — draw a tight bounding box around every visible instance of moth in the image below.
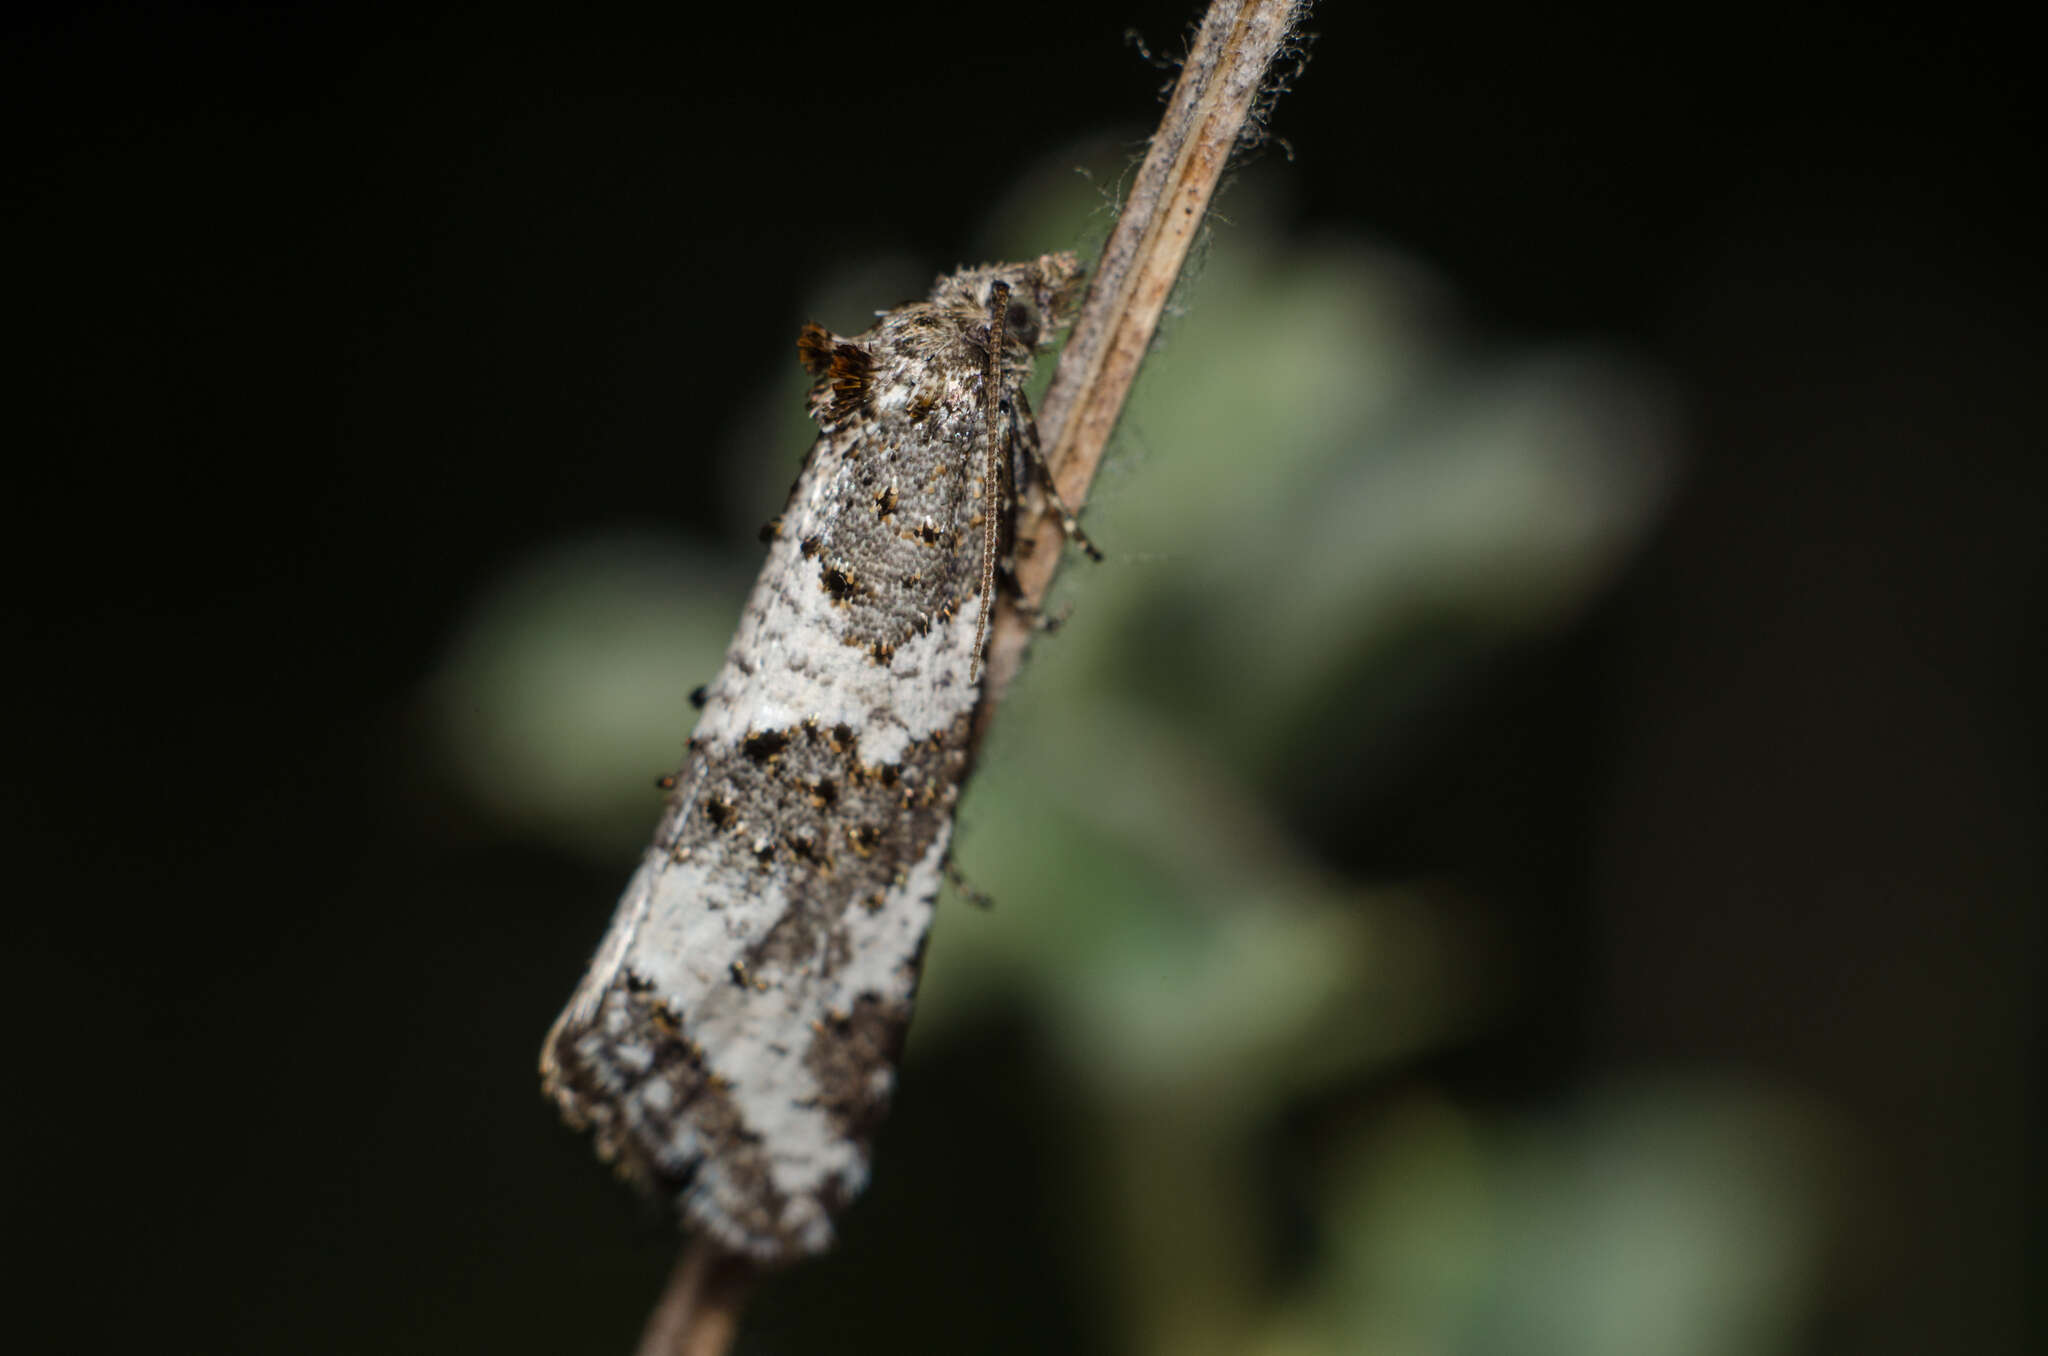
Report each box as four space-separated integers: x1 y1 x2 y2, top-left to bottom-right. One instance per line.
541 252 1085 1262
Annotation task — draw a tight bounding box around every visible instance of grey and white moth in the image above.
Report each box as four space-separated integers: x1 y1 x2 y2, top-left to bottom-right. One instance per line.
541 252 1082 1262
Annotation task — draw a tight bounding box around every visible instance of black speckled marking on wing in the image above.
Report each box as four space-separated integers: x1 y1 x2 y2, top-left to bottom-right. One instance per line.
812 409 988 658
545 711 973 1256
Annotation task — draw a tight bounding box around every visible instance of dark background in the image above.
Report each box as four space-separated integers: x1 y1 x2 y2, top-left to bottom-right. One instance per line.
7 1 2039 1351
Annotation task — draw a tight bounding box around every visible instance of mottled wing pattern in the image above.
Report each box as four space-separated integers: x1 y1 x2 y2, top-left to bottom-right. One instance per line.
541 253 1079 1262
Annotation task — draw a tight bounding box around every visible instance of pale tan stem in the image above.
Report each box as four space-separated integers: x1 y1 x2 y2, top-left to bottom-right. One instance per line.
980 0 1308 708
634 1237 755 1356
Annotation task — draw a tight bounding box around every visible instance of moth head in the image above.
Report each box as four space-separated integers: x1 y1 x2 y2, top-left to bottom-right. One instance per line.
978 252 1082 353
993 289 1042 351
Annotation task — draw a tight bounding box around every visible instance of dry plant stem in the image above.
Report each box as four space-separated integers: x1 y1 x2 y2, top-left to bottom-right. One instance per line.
635 4 1305 1352
635 1237 756 1356
980 0 1307 709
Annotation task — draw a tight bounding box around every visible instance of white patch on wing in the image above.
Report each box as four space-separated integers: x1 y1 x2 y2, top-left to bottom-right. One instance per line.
692 519 982 767
605 824 948 1254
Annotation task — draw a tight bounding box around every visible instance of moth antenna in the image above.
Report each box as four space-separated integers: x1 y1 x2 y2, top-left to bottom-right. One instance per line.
972 280 1011 681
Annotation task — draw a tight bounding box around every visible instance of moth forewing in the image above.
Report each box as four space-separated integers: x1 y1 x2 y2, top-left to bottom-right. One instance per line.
541 252 1081 1262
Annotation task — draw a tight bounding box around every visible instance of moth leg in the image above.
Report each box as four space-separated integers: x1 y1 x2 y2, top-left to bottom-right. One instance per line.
1008 391 1104 562
943 855 997 910
991 523 1067 636
1010 596 1076 633
990 537 1069 629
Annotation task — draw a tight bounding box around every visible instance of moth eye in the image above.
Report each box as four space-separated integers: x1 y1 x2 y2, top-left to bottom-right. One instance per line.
1005 301 1037 343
